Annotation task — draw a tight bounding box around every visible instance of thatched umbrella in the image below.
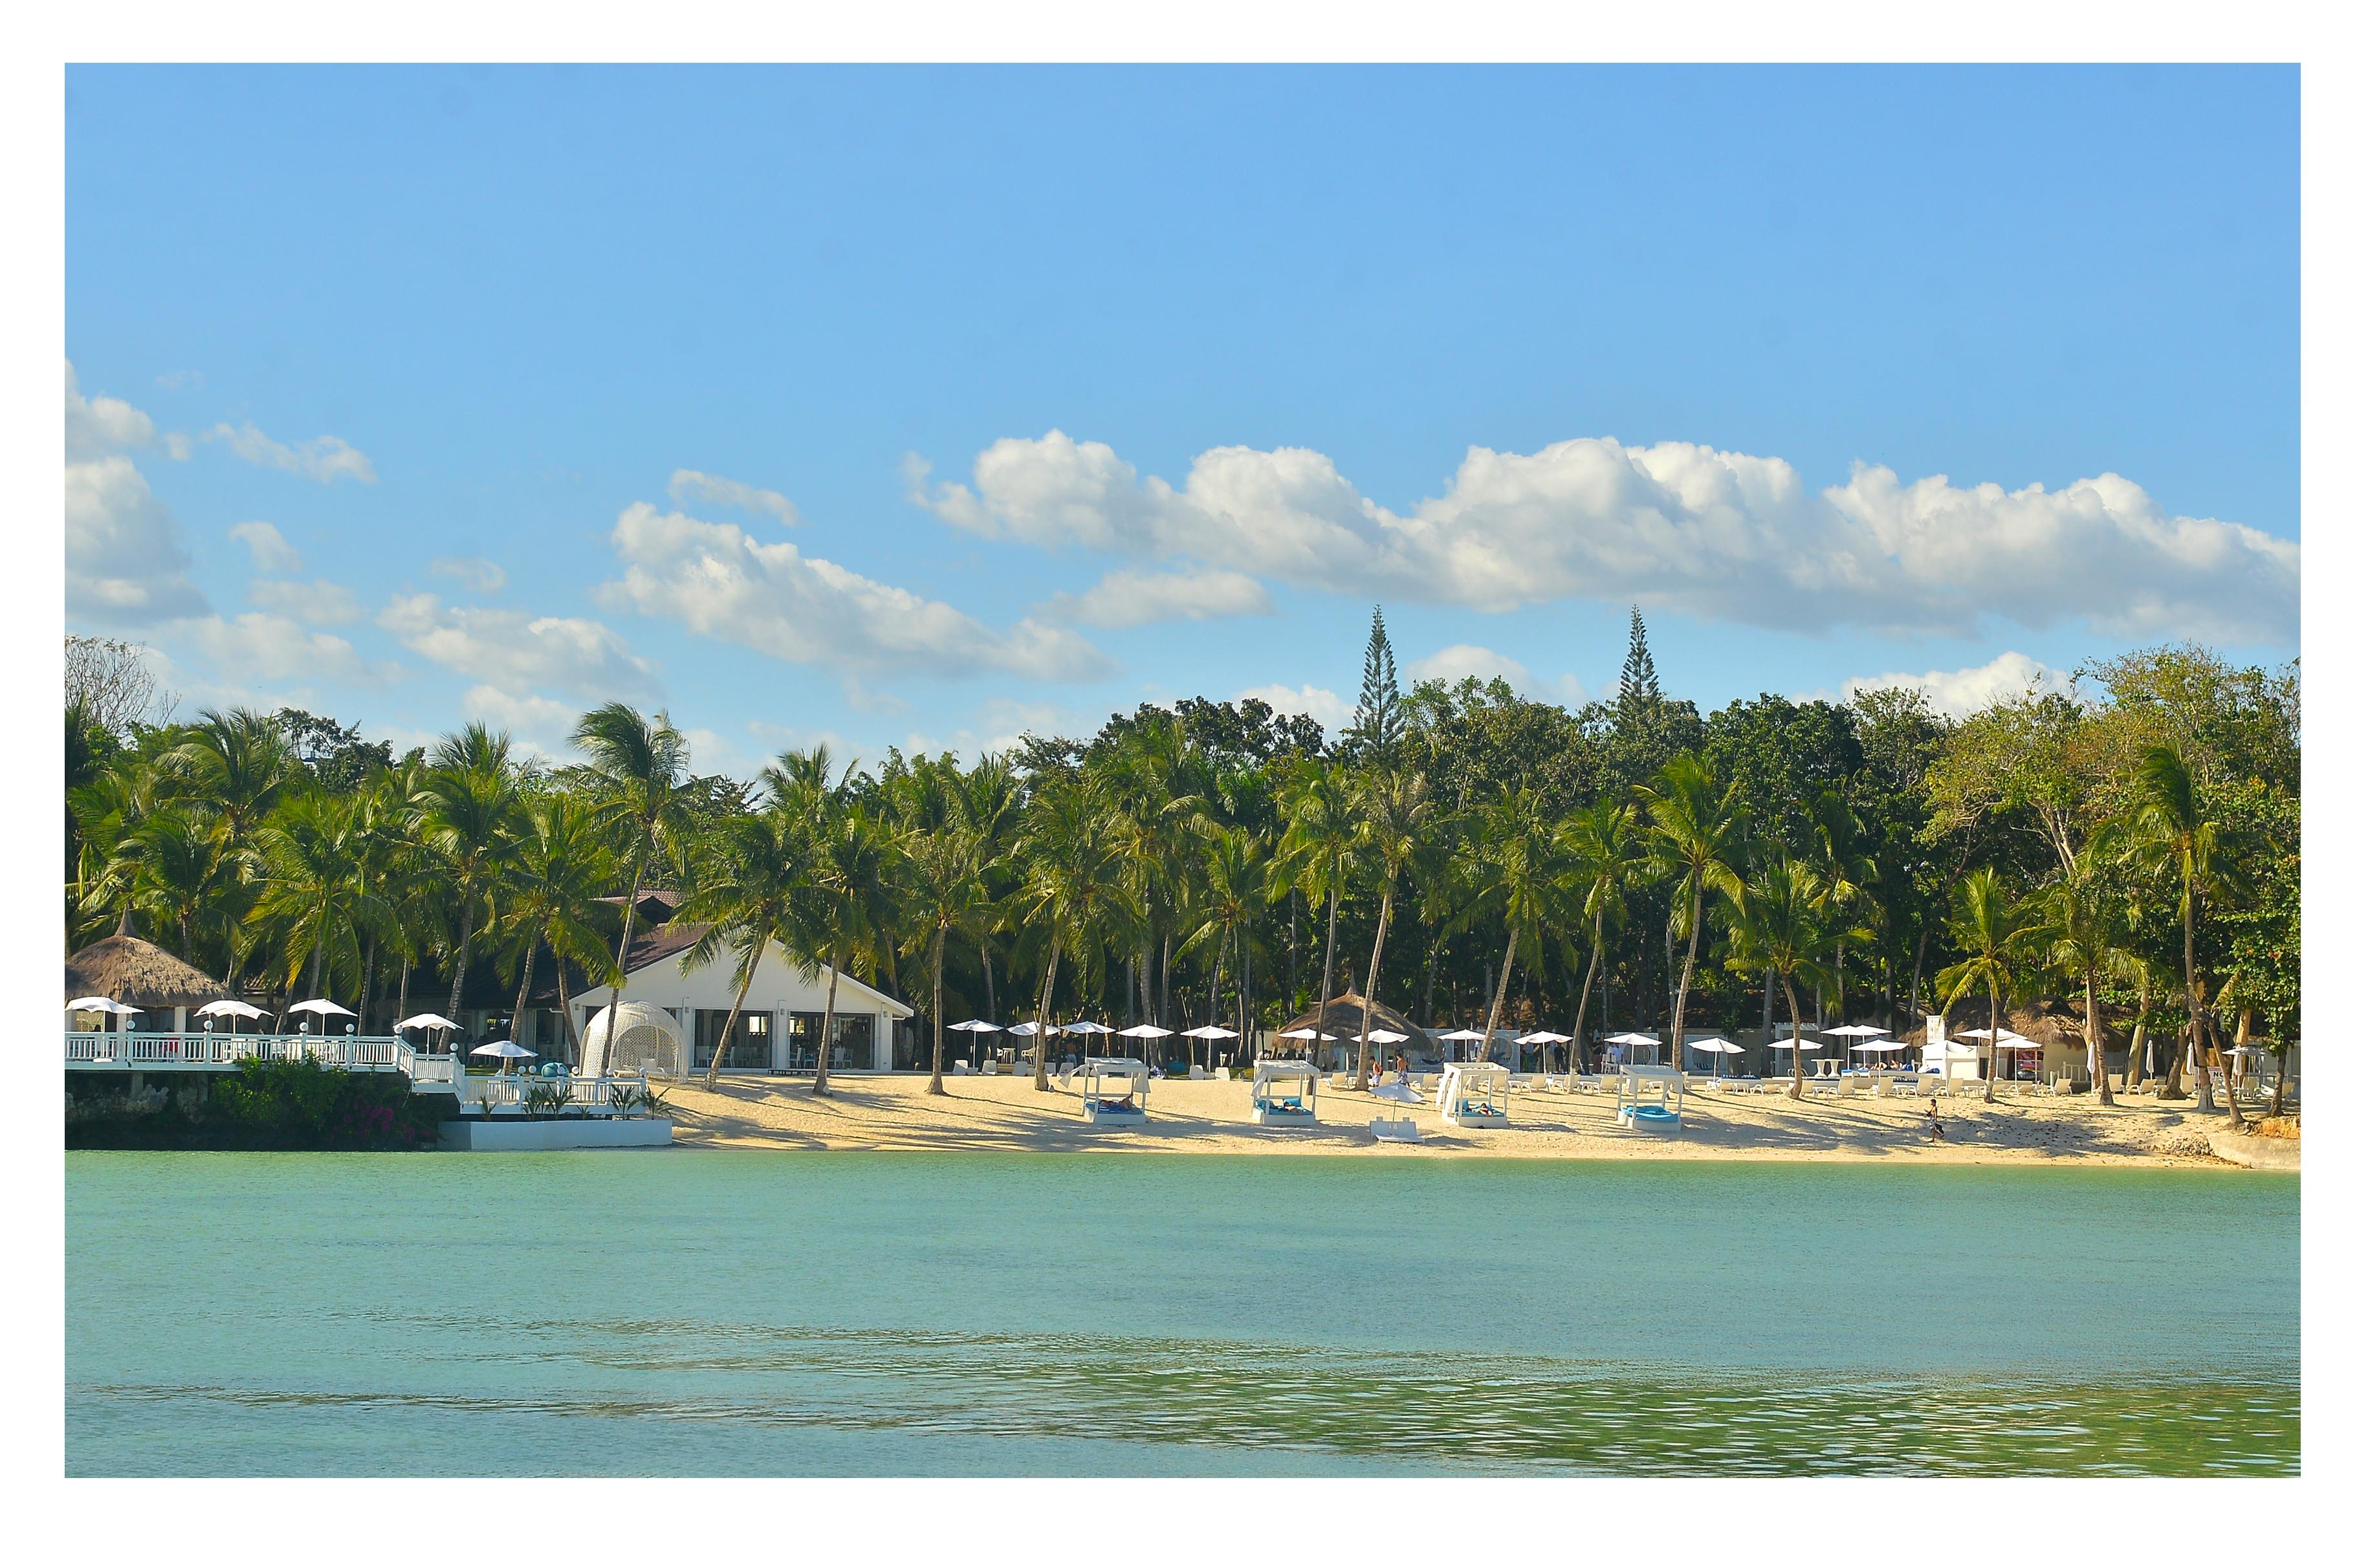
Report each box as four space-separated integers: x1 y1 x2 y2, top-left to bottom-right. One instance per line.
1275 992 1425 1071
63 935 230 1025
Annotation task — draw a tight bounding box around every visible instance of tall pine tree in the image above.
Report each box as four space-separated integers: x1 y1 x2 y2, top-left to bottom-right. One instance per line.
1616 605 1661 733
1349 605 1405 760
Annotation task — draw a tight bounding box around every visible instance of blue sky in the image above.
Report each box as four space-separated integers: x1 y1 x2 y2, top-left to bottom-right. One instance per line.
64 65 2300 775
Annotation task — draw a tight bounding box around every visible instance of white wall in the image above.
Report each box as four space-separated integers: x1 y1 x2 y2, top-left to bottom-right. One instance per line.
565 942 911 1073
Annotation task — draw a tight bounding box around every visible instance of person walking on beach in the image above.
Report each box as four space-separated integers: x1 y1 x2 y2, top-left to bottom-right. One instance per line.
1925 1096 1948 1142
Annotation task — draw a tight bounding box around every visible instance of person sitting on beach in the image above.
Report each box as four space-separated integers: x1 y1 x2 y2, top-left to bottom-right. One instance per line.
1925 1097 1947 1142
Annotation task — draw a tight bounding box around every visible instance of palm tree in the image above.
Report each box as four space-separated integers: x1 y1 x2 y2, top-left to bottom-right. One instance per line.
1935 868 2035 1105
897 820 996 1094
422 724 523 1019
252 792 386 1016
1636 754 1748 1067
1014 773 1127 1091
1350 768 1434 1085
2021 853 2141 1107
1179 825 1265 1073
2120 743 2244 1128
958 752 1024 1028
1458 785 1574 1073
84 805 247 963
788 799 896 1098
1722 858 1848 1100
1807 789 1878 1025
162 708 294 987
571 704 697 1057
1561 798 1636 1074
1273 759 1359 1014
679 804 807 1087
498 794 620 1066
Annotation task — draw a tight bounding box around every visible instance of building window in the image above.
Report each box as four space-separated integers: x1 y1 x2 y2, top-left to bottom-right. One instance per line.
695 1008 772 1071
784 1012 873 1071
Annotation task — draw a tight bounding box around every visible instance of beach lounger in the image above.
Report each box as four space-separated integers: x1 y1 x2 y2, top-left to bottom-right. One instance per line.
1369 1116 1421 1144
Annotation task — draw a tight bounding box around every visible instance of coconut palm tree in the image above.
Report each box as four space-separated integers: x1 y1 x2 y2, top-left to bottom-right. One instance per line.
422 724 524 1020
678 803 808 1087
252 792 387 1016
1013 773 1128 1091
569 704 697 1058
498 794 620 1067
1807 789 1878 1025
1722 858 1849 1100
1350 768 1435 1085
1561 798 1637 1073
1179 825 1266 1070
83 805 248 964
1935 867 2036 1105
1636 754 1748 1068
1456 784 1575 1073
896 819 997 1094
2120 743 2244 1127
787 800 897 1098
2021 851 2139 1107
1272 758 1359 1015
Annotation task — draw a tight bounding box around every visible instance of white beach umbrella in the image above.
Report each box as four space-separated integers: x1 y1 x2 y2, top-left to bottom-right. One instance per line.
287 998 356 1030
1688 1036 1742 1080
1518 1030 1573 1043
1848 1040 1900 1054
67 997 141 1016
197 998 267 1019
1603 1030 1660 1045
470 1040 537 1075
1275 1026 1336 1040
1365 1027 1410 1044
1182 1022 1238 1072
1826 1024 1889 1038
1115 1022 1172 1063
1008 1020 1045 1035
948 1018 1000 1067
395 1012 465 1032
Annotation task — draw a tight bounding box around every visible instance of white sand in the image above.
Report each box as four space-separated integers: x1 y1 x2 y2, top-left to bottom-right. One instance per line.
655 1071 2259 1166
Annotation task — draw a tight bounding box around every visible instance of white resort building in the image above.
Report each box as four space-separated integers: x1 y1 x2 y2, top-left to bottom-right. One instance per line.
520 891 914 1076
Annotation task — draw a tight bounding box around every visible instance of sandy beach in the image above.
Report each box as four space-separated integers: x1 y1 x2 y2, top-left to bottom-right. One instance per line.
656 1070 2277 1166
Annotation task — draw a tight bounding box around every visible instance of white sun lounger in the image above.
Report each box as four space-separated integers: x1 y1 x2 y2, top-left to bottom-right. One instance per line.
1370 1116 1420 1144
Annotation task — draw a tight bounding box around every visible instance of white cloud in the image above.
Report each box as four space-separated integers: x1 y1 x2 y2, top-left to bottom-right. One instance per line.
668 469 802 527
248 578 362 626
461 684 581 741
65 455 208 625
1036 566 1274 629
1237 683 1354 734
378 593 659 703
429 556 507 594
1407 643 1587 706
913 431 2298 643
65 360 167 463
230 521 305 574
1842 651 2070 719
205 420 377 484
181 613 396 688
600 502 1114 684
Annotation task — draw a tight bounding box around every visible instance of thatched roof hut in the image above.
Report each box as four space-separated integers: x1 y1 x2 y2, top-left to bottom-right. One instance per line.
63 935 230 1012
1275 992 1427 1057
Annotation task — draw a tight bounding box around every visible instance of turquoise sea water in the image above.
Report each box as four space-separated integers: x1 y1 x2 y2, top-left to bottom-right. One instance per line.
66 1151 2297 1476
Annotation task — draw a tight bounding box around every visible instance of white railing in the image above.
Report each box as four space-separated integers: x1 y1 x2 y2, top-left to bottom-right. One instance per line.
67 1032 428 1075
453 1071 655 1115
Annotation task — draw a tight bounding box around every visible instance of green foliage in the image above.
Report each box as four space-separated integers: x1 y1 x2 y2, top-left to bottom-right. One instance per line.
67 1059 439 1150
1347 606 1407 761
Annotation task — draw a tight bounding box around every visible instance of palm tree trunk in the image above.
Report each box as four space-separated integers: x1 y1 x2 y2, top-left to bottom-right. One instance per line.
556 943 586 1063
1160 931 1173 1029
360 940 377 1034
1784 978 1806 1100
1484 925 1518 1071
2124 970 2150 1093
444 892 476 1021
812 948 841 1097
980 941 996 1025
1982 983 1999 1105
705 946 763 1086
1207 935 1225 1074
928 928 948 1096
1031 947 1060 1091
1321 885 1340 1005
1567 911 1605 1091
1355 882 1396 1087
512 943 534 1051
2087 968 2114 1106
2272 1041 2290 1116
395 958 411 1031
1669 874 1704 1069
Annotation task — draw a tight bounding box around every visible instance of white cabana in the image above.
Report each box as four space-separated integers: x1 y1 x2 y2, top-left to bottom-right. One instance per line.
1616 1065 1685 1134
1078 1056 1150 1127
1249 1058 1319 1127
1437 1062 1510 1128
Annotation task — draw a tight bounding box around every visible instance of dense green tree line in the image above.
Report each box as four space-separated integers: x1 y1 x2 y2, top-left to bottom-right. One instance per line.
63 615 2299 1123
